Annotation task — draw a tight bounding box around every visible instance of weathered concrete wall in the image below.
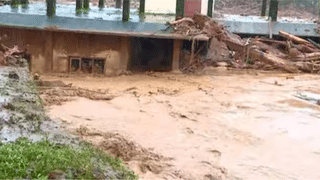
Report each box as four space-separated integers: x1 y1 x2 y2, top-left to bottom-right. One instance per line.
52 31 126 76
0 27 130 75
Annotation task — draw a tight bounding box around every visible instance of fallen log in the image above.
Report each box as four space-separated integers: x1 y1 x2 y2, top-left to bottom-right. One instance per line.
289 52 320 62
255 37 317 53
251 40 286 57
294 61 320 73
249 48 300 73
295 44 318 53
279 30 314 47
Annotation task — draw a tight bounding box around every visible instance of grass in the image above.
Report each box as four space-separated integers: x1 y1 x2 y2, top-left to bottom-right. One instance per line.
0 138 138 180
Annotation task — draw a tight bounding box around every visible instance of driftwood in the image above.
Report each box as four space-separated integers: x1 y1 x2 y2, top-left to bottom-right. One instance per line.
0 43 8 52
294 62 320 73
279 30 314 47
168 13 320 74
169 18 194 25
249 48 300 73
251 40 286 57
289 52 320 62
294 44 318 53
255 37 317 53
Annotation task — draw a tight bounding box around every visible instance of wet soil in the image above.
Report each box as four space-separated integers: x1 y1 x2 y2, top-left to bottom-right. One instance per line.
43 68 320 179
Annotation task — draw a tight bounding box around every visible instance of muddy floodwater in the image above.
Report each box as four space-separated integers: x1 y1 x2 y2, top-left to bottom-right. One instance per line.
43 68 320 179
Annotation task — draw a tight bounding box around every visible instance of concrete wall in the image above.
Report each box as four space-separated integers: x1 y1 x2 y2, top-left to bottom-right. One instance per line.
52 31 126 76
0 27 129 75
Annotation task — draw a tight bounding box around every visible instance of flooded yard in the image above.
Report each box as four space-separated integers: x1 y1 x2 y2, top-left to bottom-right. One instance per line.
40 68 320 179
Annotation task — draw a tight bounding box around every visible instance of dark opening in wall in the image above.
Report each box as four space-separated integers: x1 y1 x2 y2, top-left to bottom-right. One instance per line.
129 37 174 72
69 57 105 74
180 40 209 69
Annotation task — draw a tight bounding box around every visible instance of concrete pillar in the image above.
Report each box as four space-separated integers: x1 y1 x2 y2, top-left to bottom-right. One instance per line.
122 0 130 22
261 0 267 16
99 0 104 8
319 0 320 18
83 0 89 10
76 0 83 12
139 0 145 15
21 0 28 8
116 0 122 8
269 0 278 21
120 37 130 71
176 0 184 20
44 31 54 72
46 0 56 18
172 39 182 71
207 0 213 17
21 0 28 4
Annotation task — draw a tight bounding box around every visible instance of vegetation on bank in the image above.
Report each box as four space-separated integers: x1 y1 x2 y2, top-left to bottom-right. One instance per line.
0 138 137 179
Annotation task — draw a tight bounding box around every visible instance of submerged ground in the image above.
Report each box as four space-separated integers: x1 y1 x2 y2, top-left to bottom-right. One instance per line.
41 67 320 180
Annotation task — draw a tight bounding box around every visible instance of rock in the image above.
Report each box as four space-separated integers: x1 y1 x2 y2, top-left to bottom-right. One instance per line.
47 170 66 180
8 71 19 80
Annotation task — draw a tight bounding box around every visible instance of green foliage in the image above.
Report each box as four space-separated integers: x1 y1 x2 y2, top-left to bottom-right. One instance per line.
246 57 255 65
0 138 138 179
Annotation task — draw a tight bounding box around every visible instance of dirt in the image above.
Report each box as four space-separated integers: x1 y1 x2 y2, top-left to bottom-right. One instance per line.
41 69 320 180
37 80 114 106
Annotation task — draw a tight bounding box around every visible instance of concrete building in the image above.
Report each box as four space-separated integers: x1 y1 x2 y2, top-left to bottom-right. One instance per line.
0 0 318 76
0 3 208 75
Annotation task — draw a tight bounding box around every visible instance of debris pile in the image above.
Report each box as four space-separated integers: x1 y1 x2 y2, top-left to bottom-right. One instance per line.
169 13 233 72
170 13 320 74
229 30 320 73
169 13 226 39
0 34 30 68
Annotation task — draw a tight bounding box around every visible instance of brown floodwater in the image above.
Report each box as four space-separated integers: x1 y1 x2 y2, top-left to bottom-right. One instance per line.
43 69 320 179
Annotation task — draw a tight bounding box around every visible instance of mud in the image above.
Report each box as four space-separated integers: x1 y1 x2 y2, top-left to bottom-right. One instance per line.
43 69 320 180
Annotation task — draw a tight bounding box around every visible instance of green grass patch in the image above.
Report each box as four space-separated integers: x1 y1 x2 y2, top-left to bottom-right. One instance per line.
0 138 138 179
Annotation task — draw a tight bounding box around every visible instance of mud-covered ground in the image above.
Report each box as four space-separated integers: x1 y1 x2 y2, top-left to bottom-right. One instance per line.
41 67 320 180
